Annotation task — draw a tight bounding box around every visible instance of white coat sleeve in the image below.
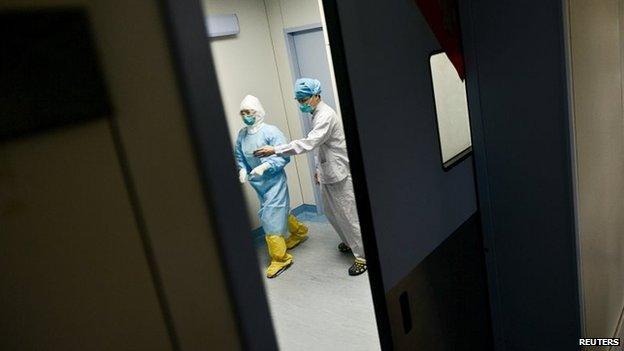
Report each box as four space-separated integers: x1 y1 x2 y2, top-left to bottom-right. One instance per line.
274 113 333 156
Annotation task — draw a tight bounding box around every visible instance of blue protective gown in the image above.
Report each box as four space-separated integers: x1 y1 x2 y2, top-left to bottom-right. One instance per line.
235 124 291 236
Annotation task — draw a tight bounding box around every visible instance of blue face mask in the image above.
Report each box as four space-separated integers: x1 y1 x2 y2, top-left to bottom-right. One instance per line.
299 103 314 113
243 115 256 126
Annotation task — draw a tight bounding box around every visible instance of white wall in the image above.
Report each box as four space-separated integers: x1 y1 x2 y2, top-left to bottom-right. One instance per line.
202 0 333 228
568 0 624 341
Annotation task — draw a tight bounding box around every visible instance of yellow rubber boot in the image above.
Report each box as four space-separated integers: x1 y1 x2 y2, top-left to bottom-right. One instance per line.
265 235 293 278
285 214 309 249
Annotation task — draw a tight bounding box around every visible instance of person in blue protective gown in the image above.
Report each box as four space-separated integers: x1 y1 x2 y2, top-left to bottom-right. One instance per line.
234 95 308 278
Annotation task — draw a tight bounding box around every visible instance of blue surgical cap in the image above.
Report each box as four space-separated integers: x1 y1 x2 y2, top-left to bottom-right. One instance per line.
294 78 322 100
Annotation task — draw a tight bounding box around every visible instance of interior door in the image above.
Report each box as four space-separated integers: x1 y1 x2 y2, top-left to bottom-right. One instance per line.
291 28 338 112
289 27 339 214
322 0 493 349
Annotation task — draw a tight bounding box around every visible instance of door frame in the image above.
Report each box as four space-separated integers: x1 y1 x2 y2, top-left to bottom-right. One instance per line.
561 0 586 337
157 0 278 349
284 23 325 215
320 1 394 349
456 0 582 348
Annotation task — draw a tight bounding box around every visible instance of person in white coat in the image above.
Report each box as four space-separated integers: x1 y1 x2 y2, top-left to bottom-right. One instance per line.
254 78 366 276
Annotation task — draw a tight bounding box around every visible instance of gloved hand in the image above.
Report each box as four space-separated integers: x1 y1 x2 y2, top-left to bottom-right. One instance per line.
250 163 271 177
239 169 248 183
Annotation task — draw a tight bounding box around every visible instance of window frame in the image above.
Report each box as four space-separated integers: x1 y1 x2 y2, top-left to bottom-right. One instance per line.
427 50 473 172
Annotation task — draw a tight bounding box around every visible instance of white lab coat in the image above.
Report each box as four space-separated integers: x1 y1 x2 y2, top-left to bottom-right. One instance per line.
275 101 365 260
274 102 349 184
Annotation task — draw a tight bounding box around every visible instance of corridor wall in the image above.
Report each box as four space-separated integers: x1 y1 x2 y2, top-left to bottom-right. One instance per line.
568 0 624 341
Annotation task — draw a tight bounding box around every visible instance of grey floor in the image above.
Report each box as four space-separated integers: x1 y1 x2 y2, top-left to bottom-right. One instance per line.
257 212 381 351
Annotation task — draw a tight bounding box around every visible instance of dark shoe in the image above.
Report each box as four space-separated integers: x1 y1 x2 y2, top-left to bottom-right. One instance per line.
348 260 367 276
338 242 352 253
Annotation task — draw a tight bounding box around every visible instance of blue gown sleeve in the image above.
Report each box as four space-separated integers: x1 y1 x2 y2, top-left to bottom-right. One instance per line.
262 126 290 175
234 130 249 172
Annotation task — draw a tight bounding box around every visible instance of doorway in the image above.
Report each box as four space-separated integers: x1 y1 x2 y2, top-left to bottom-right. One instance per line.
285 25 334 215
201 0 381 349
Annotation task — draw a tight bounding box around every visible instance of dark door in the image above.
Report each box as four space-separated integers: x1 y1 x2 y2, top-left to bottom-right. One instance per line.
322 0 493 349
